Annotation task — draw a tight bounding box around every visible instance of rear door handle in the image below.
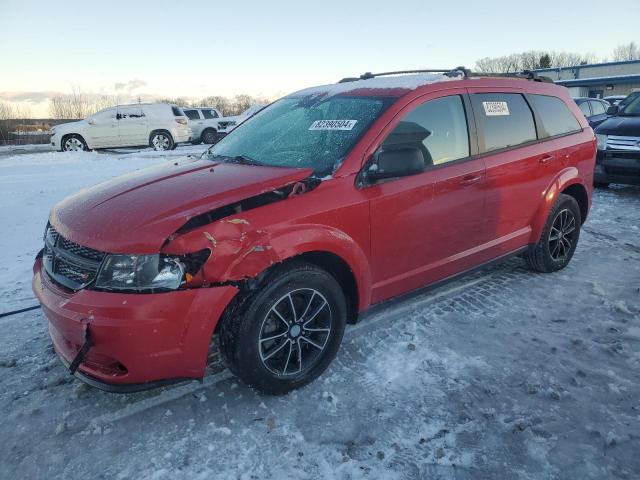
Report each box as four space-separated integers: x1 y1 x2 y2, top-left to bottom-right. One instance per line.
539 154 555 164
460 174 483 186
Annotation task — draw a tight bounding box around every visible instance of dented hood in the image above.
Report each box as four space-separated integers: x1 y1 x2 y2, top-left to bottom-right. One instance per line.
50 157 312 253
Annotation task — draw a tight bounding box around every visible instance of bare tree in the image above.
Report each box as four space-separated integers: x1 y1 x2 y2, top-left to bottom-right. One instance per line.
612 42 640 61
475 50 598 73
0 101 15 144
199 96 231 115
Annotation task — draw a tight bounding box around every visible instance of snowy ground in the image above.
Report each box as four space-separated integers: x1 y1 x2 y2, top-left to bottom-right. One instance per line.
0 148 639 479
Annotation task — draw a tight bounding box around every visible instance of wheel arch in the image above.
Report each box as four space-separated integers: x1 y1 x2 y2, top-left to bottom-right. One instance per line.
531 166 590 242
148 129 174 144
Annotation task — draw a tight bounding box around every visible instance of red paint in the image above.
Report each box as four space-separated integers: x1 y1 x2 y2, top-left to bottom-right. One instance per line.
34 76 595 389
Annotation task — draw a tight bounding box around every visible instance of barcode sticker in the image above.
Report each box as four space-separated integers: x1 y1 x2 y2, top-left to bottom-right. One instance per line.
482 101 510 116
309 120 357 130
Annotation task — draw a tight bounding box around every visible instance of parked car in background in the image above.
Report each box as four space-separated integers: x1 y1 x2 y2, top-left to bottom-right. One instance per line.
34 69 594 395
573 97 610 128
617 91 640 110
603 95 627 106
593 93 640 187
51 103 192 152
182 107 223 145
216 104 267 137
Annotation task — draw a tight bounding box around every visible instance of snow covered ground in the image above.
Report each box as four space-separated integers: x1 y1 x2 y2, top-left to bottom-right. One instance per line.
0 148 639 479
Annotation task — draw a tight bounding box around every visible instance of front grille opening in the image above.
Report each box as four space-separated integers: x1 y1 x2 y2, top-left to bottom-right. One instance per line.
44 224 106 291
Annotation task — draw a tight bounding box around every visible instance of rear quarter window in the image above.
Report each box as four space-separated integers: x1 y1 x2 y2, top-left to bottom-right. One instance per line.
529 95 582 137
471 93 537 153
171 106 184 116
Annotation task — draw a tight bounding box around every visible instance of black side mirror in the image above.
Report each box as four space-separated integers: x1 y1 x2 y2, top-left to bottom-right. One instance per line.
366 146 425 182
606 105 619 116
116 113 122 120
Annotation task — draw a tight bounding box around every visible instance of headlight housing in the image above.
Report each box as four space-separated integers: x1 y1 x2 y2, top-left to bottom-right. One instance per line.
596 134 608 150
95 254 185 292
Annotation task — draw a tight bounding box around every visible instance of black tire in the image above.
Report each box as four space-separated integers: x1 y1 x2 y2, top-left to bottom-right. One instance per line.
524 193 581 273
594 182 610 188
191 138 202 145
201 129 218 145
61 134 88 152
218 262 347 395
149 131 174 151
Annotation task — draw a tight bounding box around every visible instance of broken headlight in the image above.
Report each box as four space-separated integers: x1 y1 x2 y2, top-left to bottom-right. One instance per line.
95 254 185 292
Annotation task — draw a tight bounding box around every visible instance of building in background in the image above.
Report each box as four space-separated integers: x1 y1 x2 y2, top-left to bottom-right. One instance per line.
534 60 640 98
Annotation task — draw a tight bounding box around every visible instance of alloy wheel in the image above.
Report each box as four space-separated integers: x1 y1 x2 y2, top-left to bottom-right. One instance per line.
258 288 332 377
548 208 576 261
64 137 84 151
152 133 170 151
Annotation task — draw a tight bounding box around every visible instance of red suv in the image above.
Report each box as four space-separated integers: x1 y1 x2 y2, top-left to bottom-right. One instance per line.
33 68 596 394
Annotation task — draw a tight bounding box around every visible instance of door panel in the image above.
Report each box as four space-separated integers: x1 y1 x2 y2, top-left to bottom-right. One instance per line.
467 88 561 259
366 91 487 303
85 110 118 147
117 107 148 146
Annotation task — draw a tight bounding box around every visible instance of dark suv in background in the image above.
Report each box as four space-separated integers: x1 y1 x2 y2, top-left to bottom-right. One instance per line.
574 97 610 128
594 92 640 187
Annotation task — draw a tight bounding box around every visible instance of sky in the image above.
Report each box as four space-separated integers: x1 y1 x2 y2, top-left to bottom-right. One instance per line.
1 0 638 117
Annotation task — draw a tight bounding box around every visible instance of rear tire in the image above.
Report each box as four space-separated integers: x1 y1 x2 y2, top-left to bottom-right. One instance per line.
218 262 346 395
524 193 581 273
149 131 174 151
62 134 87 152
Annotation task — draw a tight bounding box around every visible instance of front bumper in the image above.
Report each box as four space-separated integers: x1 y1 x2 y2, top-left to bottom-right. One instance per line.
595 149 640 185
32 259 238 391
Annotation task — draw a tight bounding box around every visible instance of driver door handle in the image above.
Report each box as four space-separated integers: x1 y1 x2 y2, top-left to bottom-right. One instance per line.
460 174 483 186
539 154 555 164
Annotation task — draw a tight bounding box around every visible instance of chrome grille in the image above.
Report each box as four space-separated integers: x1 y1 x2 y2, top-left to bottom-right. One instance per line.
43 224 106 290
606 135 640 152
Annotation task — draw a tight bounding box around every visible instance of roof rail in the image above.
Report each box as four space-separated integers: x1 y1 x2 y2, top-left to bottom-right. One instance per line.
338 67 554 84
338 66 471 83
470 70 554 83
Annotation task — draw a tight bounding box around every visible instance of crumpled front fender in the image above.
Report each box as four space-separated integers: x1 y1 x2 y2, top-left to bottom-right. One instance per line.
162 219 372 311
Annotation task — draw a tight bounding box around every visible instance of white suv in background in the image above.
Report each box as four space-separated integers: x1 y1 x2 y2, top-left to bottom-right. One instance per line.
216 104 266 136
51 103 192 151
182 107 223 144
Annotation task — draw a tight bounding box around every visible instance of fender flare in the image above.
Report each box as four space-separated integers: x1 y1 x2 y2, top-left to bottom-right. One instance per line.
209 223 373 311
530 166 587 243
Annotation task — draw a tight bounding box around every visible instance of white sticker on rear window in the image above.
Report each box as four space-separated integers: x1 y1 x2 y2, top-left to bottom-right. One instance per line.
482 101 510 116
309 120 357 131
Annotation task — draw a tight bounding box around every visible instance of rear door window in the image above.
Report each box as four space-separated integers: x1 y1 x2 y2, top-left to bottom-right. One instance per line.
183 109 201 120
382 95 469 167
578 101 591 117
471 93 537 153
529 94 582 137
591 100 606 115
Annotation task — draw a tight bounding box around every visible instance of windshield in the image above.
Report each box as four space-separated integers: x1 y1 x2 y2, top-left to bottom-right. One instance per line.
202 94 394 177
619 94 640 116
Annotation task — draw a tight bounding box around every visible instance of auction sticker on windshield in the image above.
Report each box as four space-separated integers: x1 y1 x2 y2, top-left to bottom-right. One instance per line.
482 101 510 116
309 120 357 130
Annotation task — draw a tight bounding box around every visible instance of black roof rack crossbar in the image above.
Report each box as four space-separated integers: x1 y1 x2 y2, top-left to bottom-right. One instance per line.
338 66 471 83
338 67 554 84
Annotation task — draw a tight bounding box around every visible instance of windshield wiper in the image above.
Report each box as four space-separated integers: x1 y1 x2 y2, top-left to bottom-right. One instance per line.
201 153 263 166
229 155 263 166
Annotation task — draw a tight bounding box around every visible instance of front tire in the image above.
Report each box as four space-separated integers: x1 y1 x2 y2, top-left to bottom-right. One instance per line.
149 131 174 151
524 193 581 273
201 129 218 145
219 262 347 395
62 134 87 152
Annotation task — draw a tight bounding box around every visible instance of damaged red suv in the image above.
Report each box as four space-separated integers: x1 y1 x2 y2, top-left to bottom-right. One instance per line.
33 68 596 394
